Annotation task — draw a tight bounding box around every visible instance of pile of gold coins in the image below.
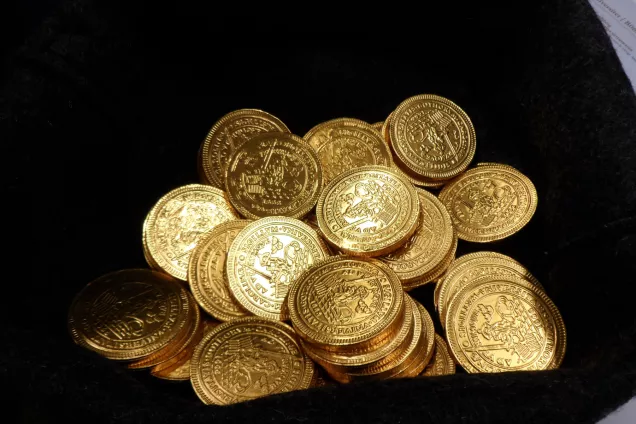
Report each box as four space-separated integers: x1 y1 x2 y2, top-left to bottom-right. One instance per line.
68 94 566 405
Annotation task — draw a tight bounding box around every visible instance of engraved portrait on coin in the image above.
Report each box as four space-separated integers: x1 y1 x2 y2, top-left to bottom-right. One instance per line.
227 217 330 320
304 118 392 185
226 133 322 219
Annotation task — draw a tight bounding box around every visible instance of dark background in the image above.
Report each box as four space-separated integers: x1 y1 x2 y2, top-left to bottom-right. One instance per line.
2 0 636 422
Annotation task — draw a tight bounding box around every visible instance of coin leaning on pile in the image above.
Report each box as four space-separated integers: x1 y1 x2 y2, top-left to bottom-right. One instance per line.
68 95 566 406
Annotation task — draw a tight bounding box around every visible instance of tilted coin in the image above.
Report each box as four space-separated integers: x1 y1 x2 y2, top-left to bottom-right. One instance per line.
391 162 446 189
380 188 454 284
316 166 420 257
190 317 314 405
200 109 290 188
68 269 191 361
437 252 545 329
421 334 456 376
300 297 414 372
381 112 393 144
188 220 252 322
143 184 239 281
392 301 435 378
304 118 392 186
402 233 458 291
226 217 331 320
225 132 322 219
371 121 384 133
438 165 538 242
445 275 566 373
288 256 405 353
390 94 476 180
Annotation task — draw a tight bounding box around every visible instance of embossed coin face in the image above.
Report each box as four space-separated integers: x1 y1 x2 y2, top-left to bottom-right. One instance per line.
288 256 404 351
316 166 420 257
68 269 190 361
304 118 392 186
143 184 239 281
422 334 456 376
445 276 566 373
225 132 322 219
438 165 538 242
190 317 314 405
188 220 252 322
437 252 545 329
380 189 454 283
200 109 290 188
390 94 476 180
227 217 331 320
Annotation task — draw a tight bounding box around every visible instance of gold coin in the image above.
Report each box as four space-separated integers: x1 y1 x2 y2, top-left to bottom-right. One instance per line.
200 109 290 188
381 112 393 144
438 165 538 242
190 317 314 405
371 121 384 133
316 166 420 257
379 189 454 284
128 291 201 369
288 256 404 353
225 132 322 219
421 334 456 376
227 217 331 320
304 118 392 186
392 301 436 378
402 233 457 291
188 220 252 322
445 275 566 373
143 184 239 280
151 320 219 381
300 297 414 372
390 94 476 180
68 269 191 361
437 252 545 329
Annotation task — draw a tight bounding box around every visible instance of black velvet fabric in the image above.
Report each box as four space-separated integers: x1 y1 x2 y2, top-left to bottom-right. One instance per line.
2 0 636 422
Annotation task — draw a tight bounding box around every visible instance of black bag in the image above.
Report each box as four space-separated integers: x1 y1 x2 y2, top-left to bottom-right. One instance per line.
3 0 635 422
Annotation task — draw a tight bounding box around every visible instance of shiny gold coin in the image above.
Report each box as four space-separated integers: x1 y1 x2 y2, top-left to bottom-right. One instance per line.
225 132 322 220
390 94 476 180
227 217 331 320
438 165 538 242
392 301 436 378
288 256 404 353
371 121 384 133
200 109 290 188
402 233 457 291
151 320 219 381
391 162 446 189
316 166 420 257
381 112 393 144
68 269 191 361
304 118 392 186
188 220 252 322
445 275 566 373
437 252 545 329
421 334 456 376
379 189 454 284
300 297 414 372
143 184 239 281
128 291 201 369
190 317 314 405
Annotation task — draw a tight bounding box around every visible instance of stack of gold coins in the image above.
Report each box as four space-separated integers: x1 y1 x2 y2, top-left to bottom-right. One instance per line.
287 256 435 382
68 97 567 406
68 269 204 370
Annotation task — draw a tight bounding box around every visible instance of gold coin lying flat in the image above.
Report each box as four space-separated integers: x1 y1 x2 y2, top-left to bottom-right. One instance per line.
190 317 314 405
437 252 545 329
421 334 456 376
68 269 191 361
438 165 538 242
288 256 404 353
317 166 420 257
390 94 476 180
304 118 392 186
143 184 239 280
225 132 322 219
226 217 331 320
445 275 566 373
188 220 252 322
200 109 290 188
380 189 454 284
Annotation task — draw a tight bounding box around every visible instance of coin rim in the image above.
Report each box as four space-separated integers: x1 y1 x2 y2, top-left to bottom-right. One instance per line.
389 94 476 180
422 333 456 376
